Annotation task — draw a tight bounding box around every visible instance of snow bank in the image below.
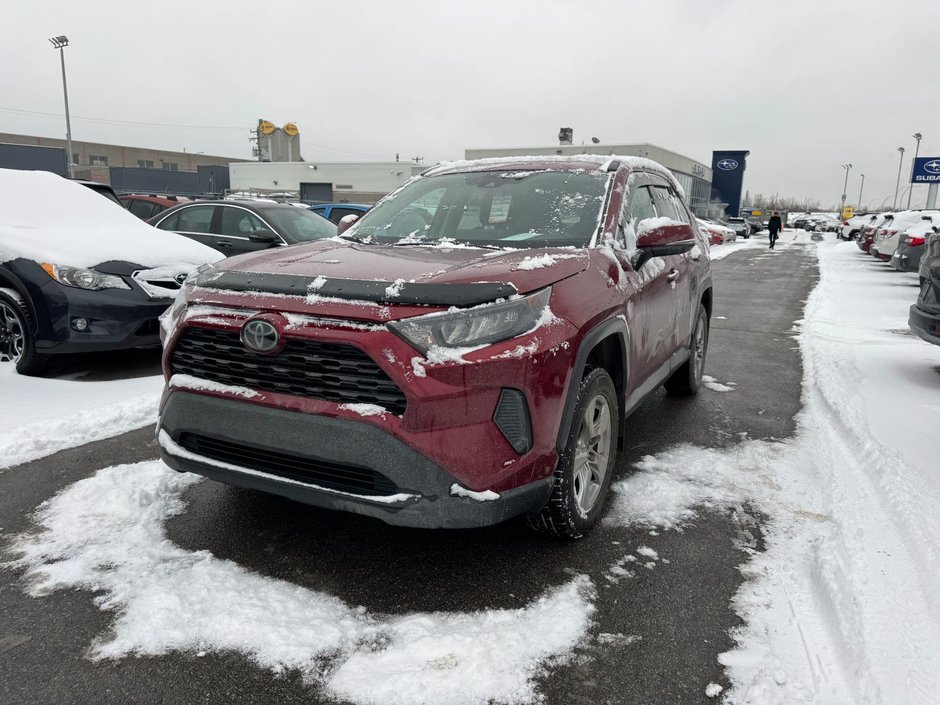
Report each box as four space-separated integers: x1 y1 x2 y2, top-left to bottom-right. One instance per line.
0 169 220 269
9 459 595 705
0 365 162 469
608 241 940 704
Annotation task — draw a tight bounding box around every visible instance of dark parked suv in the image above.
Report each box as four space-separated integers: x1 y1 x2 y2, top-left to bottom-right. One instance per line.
910 229 940 346
157 156 713 537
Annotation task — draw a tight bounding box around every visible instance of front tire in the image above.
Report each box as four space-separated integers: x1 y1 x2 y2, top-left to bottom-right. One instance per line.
665 304 709 396
529 367 619 539
0 290 49 376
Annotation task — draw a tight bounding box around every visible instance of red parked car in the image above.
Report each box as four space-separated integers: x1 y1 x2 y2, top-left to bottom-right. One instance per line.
120 194 191 220
157 156 713 537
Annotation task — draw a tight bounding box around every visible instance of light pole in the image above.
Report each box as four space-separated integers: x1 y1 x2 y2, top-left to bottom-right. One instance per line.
858 173 865 211
893 147 905 210
48 35 73 179
907 132 922 209
840 163 852 218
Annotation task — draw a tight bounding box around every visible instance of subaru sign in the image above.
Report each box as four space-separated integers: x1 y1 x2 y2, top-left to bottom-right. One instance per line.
912 157 940 183
711 150 750 218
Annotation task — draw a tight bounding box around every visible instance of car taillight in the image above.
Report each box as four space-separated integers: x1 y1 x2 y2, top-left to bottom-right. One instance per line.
888 230 897 236
908 236 926 247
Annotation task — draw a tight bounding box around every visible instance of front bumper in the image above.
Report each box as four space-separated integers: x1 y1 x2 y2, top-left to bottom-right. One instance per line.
34 280 171 353
158 391 553 528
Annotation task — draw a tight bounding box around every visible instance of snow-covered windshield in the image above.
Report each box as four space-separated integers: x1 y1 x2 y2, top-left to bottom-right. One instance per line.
345 171 609 248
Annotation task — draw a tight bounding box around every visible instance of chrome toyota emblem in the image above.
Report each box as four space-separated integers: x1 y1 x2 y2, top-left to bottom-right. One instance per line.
241 319 279 353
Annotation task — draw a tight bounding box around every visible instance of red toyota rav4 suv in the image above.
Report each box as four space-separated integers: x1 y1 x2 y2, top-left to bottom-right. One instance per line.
157 156 712 537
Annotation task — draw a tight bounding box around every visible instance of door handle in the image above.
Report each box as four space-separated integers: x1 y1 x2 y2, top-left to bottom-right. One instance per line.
666 268 680 282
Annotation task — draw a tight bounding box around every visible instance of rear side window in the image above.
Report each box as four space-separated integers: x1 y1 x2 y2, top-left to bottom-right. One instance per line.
328 207 366 224
128 199 159 219
155 211 180 230
175 206 215 233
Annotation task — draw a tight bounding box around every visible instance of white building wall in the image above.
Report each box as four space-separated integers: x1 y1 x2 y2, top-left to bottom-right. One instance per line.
228 161 423 198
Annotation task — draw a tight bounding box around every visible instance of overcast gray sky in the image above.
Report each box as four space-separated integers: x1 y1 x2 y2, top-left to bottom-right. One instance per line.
4 0 939 209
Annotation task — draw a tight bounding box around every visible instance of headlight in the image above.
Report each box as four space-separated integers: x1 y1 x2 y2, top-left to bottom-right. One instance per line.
389 287 551 354
41 263 130 291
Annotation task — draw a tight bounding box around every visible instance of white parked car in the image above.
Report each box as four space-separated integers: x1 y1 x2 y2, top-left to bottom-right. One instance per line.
840 213 870 240
871 210 940 262
725 217 750 239
697 218 736 242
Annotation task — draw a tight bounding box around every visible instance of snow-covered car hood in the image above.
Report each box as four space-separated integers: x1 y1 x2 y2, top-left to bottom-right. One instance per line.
0 169 222 271
211 238 591 297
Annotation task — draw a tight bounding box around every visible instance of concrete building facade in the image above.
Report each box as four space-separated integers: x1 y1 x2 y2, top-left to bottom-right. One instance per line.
464 143 713 215
0 132 239 184
228 161 425 203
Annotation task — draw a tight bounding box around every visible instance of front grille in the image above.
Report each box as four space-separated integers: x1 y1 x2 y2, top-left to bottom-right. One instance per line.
170 326 407 414
178 432 399 496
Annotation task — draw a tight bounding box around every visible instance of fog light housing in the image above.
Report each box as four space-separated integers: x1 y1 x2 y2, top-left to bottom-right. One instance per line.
71 317 89 332
493 388 532 455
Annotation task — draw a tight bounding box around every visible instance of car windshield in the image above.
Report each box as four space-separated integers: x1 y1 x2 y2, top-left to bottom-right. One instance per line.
344 170 610 248
261 207 337 243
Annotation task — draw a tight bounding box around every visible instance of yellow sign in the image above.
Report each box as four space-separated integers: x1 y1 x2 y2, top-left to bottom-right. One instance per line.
751 210 762 216
258 120 276 135
841 206 854 220
283 122 299 137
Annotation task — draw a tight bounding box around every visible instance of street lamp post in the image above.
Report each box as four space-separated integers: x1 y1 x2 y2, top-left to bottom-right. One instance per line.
48 35 73 179
893 147 905 210
858 173 865 211
907 132 922 209
840 163 852 218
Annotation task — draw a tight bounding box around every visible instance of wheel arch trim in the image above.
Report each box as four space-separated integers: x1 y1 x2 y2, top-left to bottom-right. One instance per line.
555 316 629 453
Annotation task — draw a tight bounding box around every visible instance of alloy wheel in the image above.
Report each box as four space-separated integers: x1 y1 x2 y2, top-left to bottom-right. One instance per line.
692 311 707 384
0 301 26 363
572 394 612 514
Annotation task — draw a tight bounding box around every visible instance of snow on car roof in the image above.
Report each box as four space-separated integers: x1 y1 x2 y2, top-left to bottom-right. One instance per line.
0 168 222 269
423 154 684 196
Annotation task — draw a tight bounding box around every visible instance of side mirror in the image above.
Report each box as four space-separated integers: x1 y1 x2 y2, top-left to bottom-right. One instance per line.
636 220 697 257
249 229 278 244
337 213 360 236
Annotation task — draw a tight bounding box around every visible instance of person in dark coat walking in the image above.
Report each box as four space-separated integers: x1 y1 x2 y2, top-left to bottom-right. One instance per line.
768 211 783 248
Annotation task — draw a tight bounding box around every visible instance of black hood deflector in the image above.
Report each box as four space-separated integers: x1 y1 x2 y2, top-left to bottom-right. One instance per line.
199 271 518 306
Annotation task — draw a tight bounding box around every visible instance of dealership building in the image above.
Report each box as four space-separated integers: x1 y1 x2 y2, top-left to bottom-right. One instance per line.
464 142 714 216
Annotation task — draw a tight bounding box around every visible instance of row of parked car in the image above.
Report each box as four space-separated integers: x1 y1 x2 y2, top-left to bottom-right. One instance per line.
843 210 939 273
118 192 372 226
839 210 940 347
790 213 842 233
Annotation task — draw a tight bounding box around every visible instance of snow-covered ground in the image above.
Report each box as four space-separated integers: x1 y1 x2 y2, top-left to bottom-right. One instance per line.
611 240 940 704
7 237 940 704
0 365 162 469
